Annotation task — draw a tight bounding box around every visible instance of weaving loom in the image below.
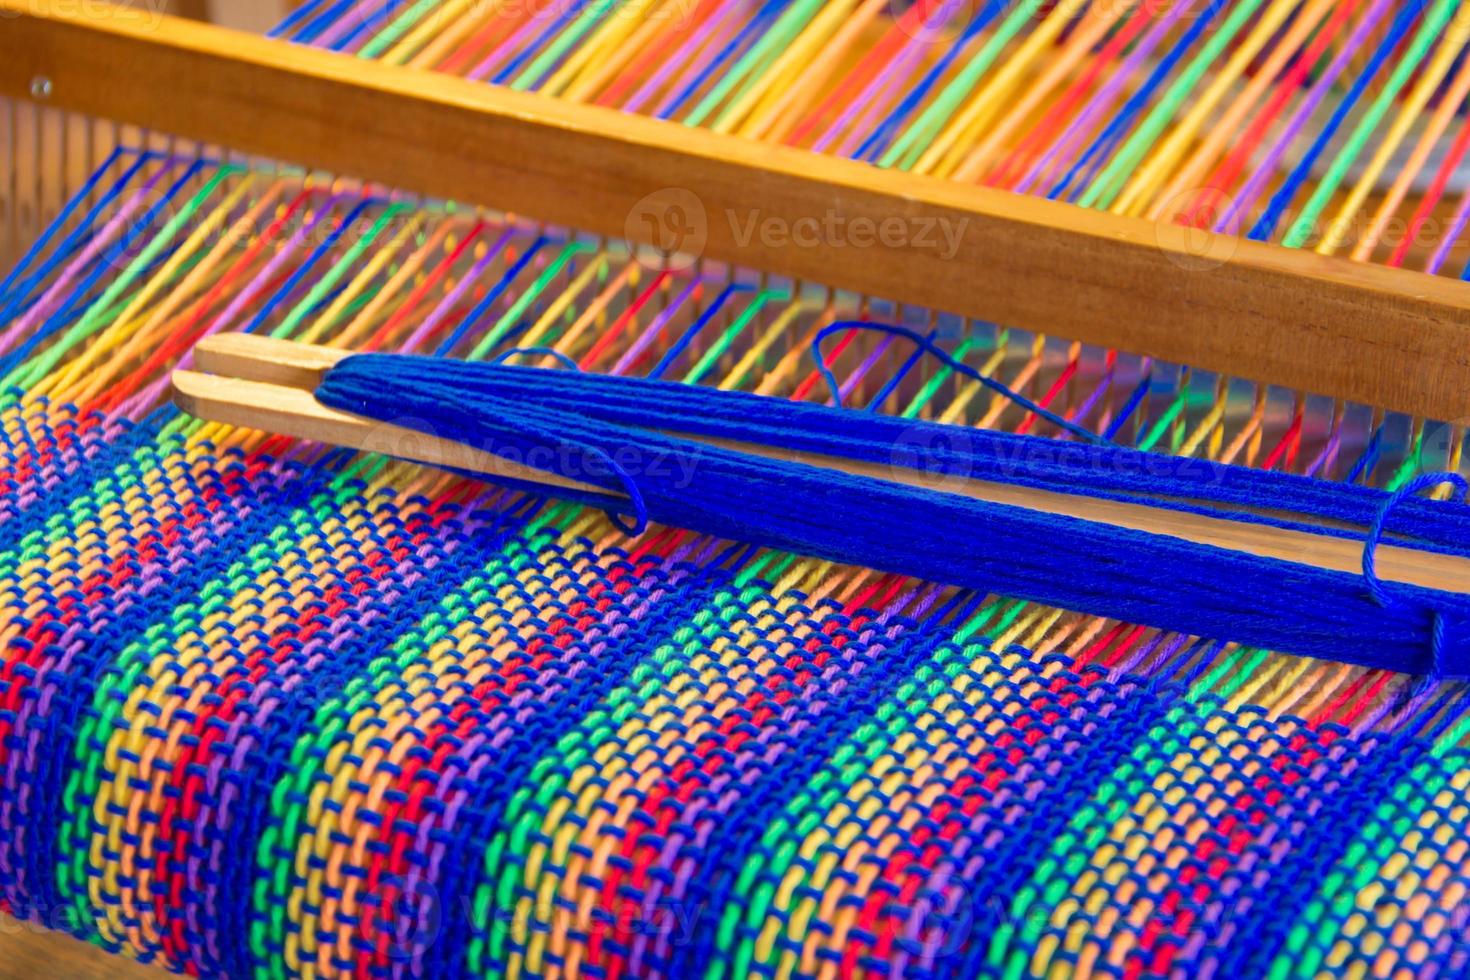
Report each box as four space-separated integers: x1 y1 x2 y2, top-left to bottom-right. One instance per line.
1 0 1470 977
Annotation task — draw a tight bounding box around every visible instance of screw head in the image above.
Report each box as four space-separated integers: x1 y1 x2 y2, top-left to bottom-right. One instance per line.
29 76 52 100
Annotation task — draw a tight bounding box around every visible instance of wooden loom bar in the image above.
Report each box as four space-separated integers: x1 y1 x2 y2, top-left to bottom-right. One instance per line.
177 334 1470 595
3 2 1470 420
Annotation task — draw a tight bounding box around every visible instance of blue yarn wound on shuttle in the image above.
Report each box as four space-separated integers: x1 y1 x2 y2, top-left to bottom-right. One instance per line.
314 345 1470 678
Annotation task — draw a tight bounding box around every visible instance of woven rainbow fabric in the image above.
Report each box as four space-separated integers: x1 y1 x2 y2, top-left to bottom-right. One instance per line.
0 155 1467 980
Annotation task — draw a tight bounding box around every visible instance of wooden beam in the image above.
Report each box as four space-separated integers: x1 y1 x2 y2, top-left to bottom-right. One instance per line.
3 2 1470 420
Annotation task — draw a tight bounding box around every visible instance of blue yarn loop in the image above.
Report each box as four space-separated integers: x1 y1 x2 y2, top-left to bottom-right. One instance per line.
1363 473 1470 606
811 321 1107 444
1363 473 1470 678
315 346 1470 677
491 346 583 371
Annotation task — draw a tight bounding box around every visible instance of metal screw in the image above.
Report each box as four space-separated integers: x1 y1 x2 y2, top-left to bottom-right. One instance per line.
29 76 52 101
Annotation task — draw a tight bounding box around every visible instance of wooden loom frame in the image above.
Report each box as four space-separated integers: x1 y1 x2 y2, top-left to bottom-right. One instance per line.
2 0 1470 420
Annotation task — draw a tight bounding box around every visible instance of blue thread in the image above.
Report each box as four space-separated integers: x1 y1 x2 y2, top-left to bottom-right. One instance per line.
863 327 937 410
1048 0 1227 202
0 160 207 377
1363 472 1470 677
656 0 788 120
1362 472 1468 606
241 199 380 334
0 153 214 325
853 0 1006 163
433 235 548 357
489 0 590 85
326 0 404 52
0 147 128 308
282 0 360 43
811 321 1106 443
269 0 334 38
315 346 1470 676
1346 423 1386 486
1249 0 1425 241
1103 365 1154 441
491 347 583 371
649 284 753 378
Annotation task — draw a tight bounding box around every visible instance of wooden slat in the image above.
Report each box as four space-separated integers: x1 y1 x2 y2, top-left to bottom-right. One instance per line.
4 2 1470 419
173 368 609 496
177 334 1470 596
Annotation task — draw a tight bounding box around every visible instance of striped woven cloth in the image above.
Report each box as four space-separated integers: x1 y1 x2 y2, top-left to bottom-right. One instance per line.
0 155 1465 979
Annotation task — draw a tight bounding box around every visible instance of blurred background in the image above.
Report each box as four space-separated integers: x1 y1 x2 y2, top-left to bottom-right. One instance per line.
163 0 295 33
